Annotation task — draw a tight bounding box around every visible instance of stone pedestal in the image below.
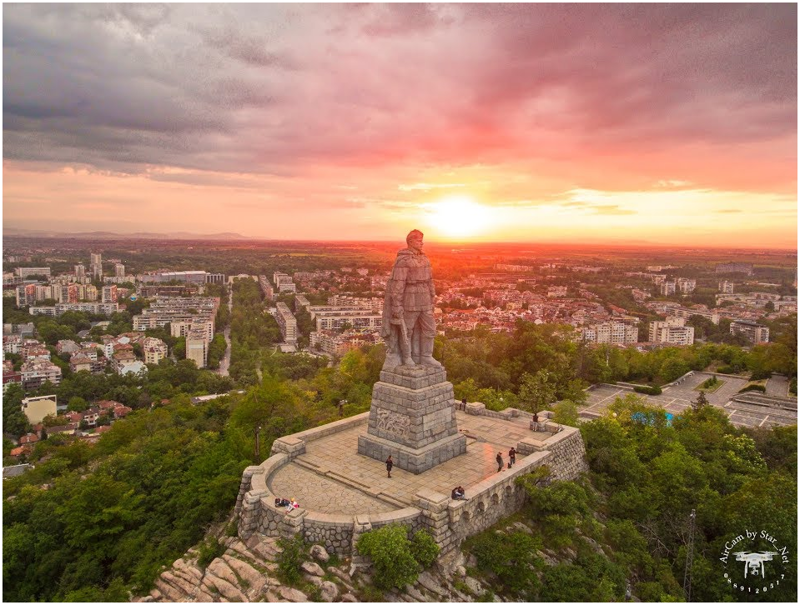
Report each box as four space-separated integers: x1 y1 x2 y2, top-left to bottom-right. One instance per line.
357 365 467 474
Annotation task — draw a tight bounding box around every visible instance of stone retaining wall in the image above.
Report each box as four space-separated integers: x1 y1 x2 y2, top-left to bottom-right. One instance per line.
446 450 552 546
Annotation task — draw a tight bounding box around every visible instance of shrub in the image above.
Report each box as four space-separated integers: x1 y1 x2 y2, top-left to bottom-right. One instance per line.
633 385 662 396
717 365 736 374
197 537 225 569
465 531 542 598
700 376 719 389
738 384 766 394
356 524 420 589
277 534 307 585
410 530 439 568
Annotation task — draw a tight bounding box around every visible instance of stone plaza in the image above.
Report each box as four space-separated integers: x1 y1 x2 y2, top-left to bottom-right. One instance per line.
235 401 587 555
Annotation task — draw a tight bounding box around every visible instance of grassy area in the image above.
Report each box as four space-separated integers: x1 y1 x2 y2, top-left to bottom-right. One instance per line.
696 375 725 393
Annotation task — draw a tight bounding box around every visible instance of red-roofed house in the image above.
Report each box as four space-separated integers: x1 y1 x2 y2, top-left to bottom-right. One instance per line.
18 433 39 445
113 404 132 418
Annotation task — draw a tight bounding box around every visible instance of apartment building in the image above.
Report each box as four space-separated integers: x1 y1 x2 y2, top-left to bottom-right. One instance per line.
20 359 62 391
29 302 119 316
581 321 639 345
310 330 381 356
258 275 274 300
677 278 696 294
730 320 770 344
273 272 297 293
275 302 298 344
719 281 735 294
15 284 37 307
143 337 169 364
133 296 218 336
102 285 118 303
186 327 209 368
669 306 720 325
307 307 383 332
115 263 125 279
15 267 51 279
139 271 209 284
170 319 214 342
90 252 103 278
649 316 695 345
660 280 677 296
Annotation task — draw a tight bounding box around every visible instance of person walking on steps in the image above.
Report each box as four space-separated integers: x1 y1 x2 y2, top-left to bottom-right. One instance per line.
386 455 394 478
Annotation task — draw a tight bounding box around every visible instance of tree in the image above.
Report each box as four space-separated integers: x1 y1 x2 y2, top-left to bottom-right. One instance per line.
518 370 557 419
692 390 708 412
67 397 89 412
552 400 580 426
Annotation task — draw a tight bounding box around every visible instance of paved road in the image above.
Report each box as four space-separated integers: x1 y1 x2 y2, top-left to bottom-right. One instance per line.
216 288 233 377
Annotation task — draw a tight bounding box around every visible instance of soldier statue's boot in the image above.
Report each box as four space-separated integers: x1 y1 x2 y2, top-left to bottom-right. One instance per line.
419 339 442 368
402 356 416 366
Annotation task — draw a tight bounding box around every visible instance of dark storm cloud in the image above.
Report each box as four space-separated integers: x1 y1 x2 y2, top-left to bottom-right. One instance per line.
3 3 796 180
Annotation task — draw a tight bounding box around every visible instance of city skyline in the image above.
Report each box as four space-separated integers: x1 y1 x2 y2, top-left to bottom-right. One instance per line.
3 3 797 248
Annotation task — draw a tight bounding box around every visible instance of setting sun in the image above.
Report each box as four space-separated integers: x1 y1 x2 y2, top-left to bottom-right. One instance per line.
424 196 494 239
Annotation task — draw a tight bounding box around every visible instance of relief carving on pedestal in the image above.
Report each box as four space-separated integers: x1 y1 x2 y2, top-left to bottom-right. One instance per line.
376 408 411 439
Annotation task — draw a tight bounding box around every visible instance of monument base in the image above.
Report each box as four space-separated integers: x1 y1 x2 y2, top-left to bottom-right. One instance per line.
358 365 467 474
358 432 467 475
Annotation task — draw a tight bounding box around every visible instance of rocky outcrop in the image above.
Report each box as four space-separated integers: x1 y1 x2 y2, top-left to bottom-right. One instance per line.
135 520 505 603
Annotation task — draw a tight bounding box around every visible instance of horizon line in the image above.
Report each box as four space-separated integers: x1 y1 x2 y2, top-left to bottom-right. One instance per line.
3 231 797 253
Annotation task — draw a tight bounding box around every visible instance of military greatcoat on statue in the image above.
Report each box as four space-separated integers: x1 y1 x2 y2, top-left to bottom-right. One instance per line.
381 230 442 370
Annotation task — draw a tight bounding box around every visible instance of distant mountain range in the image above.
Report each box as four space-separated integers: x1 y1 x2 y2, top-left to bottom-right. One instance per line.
3 227 248 240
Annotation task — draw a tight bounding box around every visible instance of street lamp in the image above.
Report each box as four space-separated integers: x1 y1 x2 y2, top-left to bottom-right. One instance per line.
254 424 262 461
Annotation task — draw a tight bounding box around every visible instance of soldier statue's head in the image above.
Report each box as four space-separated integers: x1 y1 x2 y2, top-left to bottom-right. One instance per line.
406 229 424 247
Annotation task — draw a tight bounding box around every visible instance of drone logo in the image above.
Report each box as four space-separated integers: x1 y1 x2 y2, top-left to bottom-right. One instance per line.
733 551 778 579
720 530 790 596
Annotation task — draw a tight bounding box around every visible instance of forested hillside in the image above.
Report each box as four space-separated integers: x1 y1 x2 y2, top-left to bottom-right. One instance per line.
463 395 796 602
3 318 796 601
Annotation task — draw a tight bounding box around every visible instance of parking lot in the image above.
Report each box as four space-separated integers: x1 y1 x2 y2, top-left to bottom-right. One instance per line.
583 372 797 429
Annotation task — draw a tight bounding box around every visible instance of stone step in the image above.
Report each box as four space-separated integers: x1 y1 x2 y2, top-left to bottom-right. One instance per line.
294 457 323 472
325 469 371 490
375 491 412 508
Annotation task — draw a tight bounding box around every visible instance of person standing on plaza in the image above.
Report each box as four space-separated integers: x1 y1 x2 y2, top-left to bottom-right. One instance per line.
496 452 504 473
508 447 516 467
386 455 393 478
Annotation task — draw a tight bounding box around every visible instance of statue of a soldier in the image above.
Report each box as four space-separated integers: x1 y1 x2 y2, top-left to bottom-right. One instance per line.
381 230 442 370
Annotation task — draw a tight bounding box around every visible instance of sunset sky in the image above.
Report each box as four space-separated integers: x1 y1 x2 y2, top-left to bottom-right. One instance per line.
3 3 797 248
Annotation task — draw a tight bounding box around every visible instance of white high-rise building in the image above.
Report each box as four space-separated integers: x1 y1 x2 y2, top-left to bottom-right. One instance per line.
75 264 86 280
677 278 696 294
90 252 102 279
660 280 676 296
649 317 695 345
115 263 125 279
